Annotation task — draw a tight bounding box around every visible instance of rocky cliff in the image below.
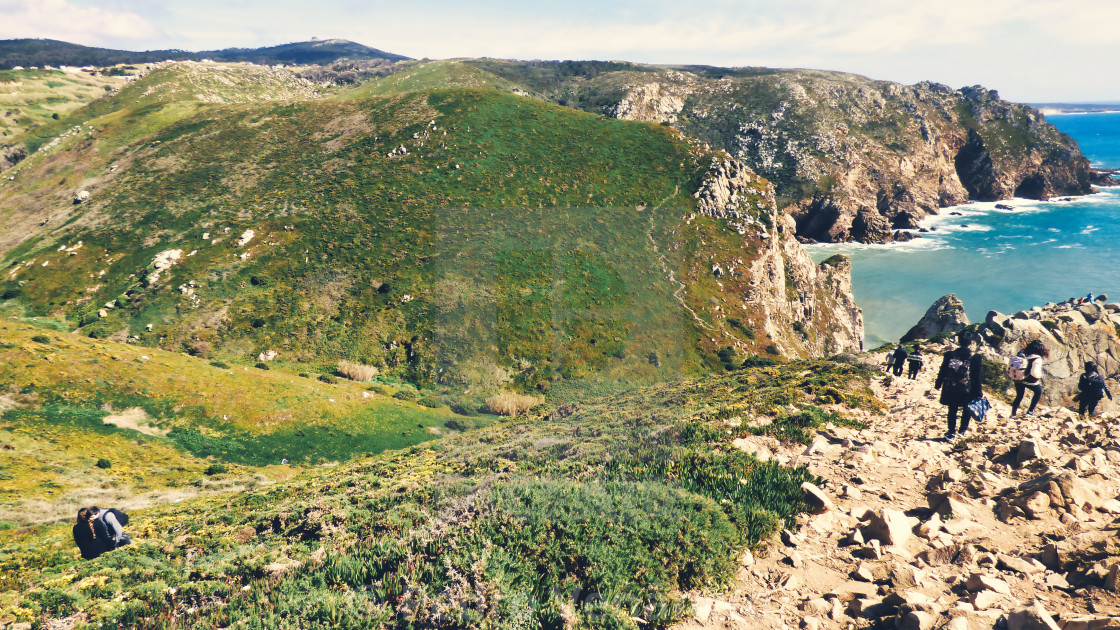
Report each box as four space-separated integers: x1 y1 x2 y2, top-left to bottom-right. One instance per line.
467 61 1097 244
902 293 970 343
692 156 864 357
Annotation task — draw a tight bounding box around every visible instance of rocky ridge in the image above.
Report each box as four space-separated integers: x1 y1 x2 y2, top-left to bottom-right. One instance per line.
902 294 970 343
978 298 1120 406
694 155 864 356
676 353 1120 630
487 62 1097 244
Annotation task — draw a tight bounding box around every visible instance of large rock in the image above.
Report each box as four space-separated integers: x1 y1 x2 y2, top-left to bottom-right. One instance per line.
1006 601 1061 630
902 294 969 342
864 509 918 547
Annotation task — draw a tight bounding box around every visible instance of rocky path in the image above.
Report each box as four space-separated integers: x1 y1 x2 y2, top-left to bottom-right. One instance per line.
677 351 1120 630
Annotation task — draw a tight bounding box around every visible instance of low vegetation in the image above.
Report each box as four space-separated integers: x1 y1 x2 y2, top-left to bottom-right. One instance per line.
0 355 880 628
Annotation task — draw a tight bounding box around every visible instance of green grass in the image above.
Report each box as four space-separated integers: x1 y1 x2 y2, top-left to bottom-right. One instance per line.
0 67 781 392
0 355 880 628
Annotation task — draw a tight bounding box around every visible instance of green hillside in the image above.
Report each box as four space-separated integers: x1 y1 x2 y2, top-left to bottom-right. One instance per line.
0 319 467 526
0 355 878 628
1 62 784 396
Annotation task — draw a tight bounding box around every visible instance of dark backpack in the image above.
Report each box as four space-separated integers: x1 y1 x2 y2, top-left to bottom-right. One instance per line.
1081 373 1107 398
945 355 971 392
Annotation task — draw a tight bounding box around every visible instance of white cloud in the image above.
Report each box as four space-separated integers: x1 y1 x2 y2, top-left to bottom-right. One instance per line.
0 0 160 45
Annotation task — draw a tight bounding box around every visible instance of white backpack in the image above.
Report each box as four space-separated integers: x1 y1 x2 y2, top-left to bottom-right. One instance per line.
1007 355 1027 381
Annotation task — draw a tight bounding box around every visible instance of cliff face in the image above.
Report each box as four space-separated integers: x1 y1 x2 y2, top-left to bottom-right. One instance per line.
472 61 1095 244
692 156 864 357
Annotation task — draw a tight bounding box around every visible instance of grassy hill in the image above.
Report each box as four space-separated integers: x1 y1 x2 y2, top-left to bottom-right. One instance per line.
0 319 473 527
0 354 878 628
0 68 123 141
0 38 409 70
0 61 804 396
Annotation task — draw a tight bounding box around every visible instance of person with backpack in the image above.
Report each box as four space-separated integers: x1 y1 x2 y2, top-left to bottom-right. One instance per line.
883 347 896 373
891 343 909 377
72 506 131 559
906 346 924 380
1077 361 1112 417
934 330 984 441
1010 339 1049 418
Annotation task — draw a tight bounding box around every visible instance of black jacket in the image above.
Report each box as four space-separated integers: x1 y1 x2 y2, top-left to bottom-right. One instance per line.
935 347 983 406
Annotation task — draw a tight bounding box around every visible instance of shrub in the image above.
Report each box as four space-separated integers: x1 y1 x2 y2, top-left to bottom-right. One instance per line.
337 360 379 382
444 418 475 431
209 360 230 369
392 389 417 401
765 343 781 355
717 346 737 371
742 355 779 368
1040 320 1057 331
0 287 20 300
204 463 228 475
484 392 543 416
251 318 266 328
249 275 267 286
728 317 756 339
317 374 338 385
30 334 50 344
255 362 270 370
298 372 311 378
981 357 1013 398
417 396 441 408
87 326 112 339
95 458 111 469
450 402 479 416
370 385 393 396
186 340 210 357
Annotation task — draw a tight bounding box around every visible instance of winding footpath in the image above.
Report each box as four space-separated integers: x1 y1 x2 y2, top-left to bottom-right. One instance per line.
677 345 1120 630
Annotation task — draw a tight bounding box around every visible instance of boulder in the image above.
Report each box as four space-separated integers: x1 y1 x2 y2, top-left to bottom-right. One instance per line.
964 573 1011 595
802 481 835 514
864 509 918 546
1006 601 1061 630
901 293 969 342
73 189 90 204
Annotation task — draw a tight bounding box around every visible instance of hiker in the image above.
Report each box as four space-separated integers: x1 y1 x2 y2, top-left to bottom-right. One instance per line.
72 506 131 560
883 347 896 372
891 343 909 377
1077 361 1112 417
1010 339 1048 418
934 330 984 441
906 346 924 380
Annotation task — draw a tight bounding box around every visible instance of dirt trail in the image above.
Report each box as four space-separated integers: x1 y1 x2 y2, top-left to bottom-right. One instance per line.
677 347 1120 630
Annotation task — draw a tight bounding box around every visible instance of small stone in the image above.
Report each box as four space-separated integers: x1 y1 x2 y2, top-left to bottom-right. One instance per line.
802 481 835 514
899 610 936 630
964 573 1011 595
972 589 1002 610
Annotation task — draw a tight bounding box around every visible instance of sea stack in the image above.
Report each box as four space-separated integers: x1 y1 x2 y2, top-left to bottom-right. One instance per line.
902 294 970 342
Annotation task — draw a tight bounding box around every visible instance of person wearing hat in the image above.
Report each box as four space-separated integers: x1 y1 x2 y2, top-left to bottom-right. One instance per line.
934 330 985 441
1077 361 1112 418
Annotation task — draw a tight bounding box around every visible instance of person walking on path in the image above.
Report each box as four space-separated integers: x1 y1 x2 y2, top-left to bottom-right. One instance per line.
906 346 924 380
883 347 896 373
934 331 984 441
1077 361 1112 418
1010 339 1048 418
891 343 909 377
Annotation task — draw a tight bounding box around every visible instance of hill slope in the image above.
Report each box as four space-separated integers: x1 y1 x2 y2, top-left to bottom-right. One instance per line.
0 38 409 70
459 60 1094 243
0 62 862 394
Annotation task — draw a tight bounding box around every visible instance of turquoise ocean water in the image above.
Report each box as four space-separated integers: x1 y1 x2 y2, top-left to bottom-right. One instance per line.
809 112 1120 348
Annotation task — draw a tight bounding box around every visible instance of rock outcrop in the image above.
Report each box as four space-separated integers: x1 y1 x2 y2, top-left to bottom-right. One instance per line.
694 156 864 357
977 299 1120 405
0 144 27 172
901 294 970 342
487 60 1097 243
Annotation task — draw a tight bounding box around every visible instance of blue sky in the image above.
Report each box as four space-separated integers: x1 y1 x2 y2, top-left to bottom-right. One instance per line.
2 0 1118 102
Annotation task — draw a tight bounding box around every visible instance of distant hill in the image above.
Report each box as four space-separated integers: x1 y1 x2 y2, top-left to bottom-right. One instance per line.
0 38 410 69
1032 102 1120 115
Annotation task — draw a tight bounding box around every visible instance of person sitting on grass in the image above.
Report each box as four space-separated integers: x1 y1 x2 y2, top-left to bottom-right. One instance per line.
73 506 132 560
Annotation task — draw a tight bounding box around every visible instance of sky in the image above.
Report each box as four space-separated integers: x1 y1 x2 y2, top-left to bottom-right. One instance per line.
1 0 1118 103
